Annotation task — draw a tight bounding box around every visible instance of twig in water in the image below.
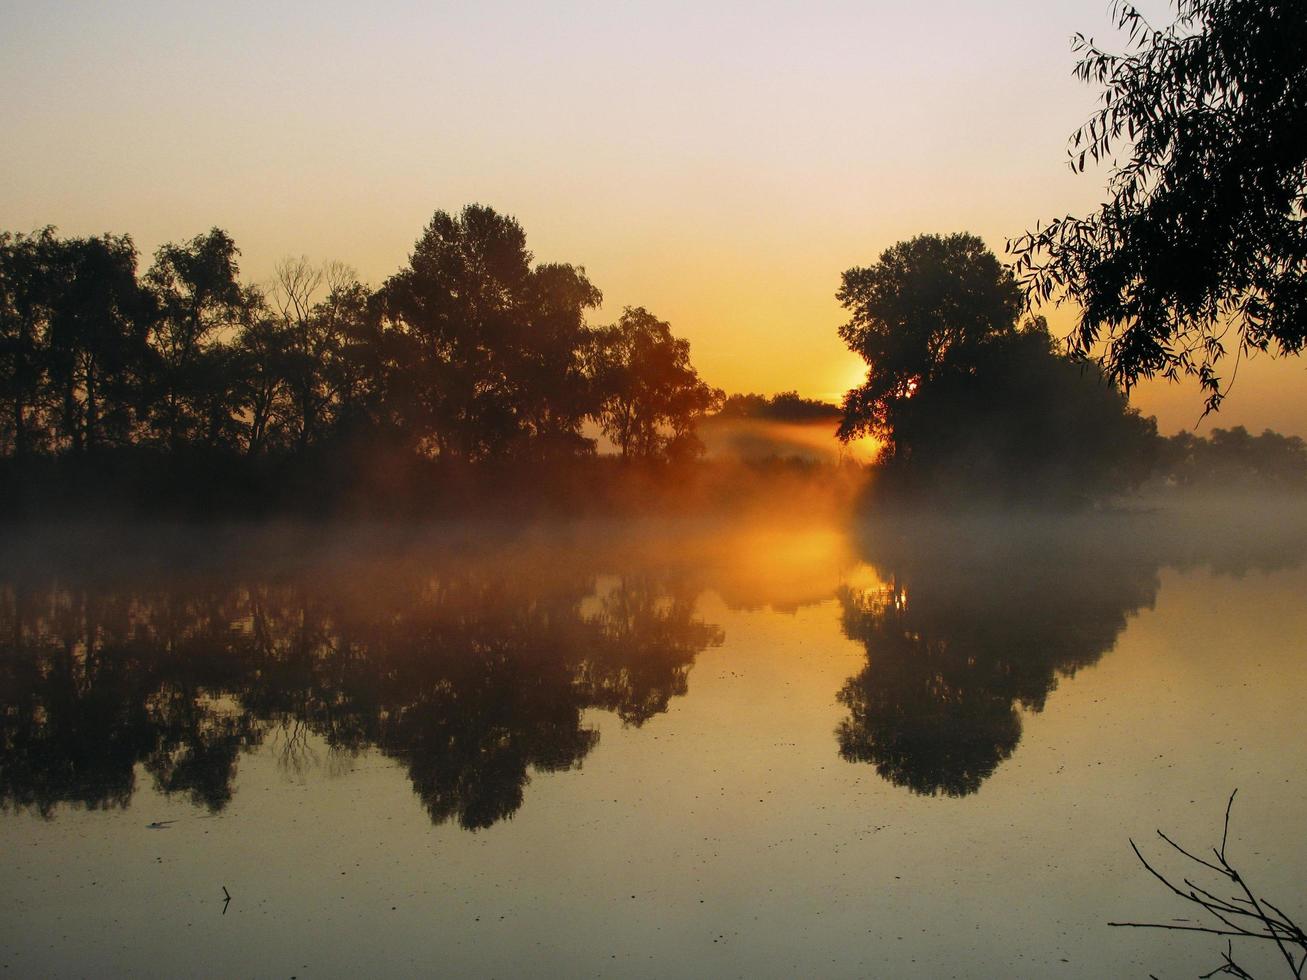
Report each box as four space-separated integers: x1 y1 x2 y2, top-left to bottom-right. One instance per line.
1110 790 1307 978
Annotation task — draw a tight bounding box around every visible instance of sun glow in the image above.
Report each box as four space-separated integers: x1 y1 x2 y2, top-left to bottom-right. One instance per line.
843 433 883 463
841 362 867 401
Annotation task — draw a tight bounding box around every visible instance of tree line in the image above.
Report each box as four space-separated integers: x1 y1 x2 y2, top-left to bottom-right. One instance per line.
0 205 722 465
1150 425 1307 493
6 208 1304 517
716 391 842 422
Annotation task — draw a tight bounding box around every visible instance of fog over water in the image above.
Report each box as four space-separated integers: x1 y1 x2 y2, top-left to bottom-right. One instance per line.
697 417 878 465
2 495 1305 977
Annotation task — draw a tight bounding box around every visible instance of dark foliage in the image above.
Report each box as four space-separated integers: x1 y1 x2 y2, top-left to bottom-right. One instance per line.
1154 424 1307 489
377 206 603 460
838 233 1158 507
715 391 841 422
879 318 1159 507
838 232 1022 444
0 207 721 516
589 307 724 460
1010 0 1307 413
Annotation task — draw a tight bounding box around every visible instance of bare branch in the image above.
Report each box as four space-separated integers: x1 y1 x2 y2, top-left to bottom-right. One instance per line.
1114 791 1306 977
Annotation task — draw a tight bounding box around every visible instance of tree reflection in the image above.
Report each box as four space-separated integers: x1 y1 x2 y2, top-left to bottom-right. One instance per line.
0 553 723 830
834 507 1307 796
581 574 723 725
835 517 1162 797
0 583 264 816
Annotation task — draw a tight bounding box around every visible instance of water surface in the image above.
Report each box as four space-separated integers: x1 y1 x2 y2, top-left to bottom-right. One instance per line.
2 510 1305 977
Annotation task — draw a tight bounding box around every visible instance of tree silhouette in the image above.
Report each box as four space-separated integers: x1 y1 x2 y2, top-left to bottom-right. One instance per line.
1010 0 1307 414
44 235 153 453
590 306 724 460
1 206 731 517
838 234 1156 505
378 205 603 460
143 229 253 452
1156 425 1307 489
884 317 1158 506
1 230 154 456
837 233 1022 446
716 391 841 422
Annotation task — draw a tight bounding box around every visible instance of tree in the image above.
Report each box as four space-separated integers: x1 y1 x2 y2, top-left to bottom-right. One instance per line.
838 234 1157 505
319 274 386 439
836 233 1023 445
234 303 294 456
0 229 59 455
262 258 372 451
143 229 253 451
44 235 153 452
378 205 602 459
885 318 1159 504
1155 424 1307 488
269 257 326 450
589 306 723 460
1009 0 1307 413
0 230 153 456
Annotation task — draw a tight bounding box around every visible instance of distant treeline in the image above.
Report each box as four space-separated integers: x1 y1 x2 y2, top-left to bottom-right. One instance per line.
0 205 721 467
1154 426 1307 490
714 391 842 422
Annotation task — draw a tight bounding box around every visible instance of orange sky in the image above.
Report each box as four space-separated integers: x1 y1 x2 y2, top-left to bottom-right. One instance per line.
2 0 1303 435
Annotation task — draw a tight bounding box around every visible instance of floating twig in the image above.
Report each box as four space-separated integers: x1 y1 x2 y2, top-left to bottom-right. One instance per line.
1112 790 1307 978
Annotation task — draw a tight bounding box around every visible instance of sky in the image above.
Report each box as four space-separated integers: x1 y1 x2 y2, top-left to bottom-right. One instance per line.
2 0 1304 435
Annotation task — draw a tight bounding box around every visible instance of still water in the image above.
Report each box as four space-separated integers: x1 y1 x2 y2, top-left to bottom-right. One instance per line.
2 508 1305 978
